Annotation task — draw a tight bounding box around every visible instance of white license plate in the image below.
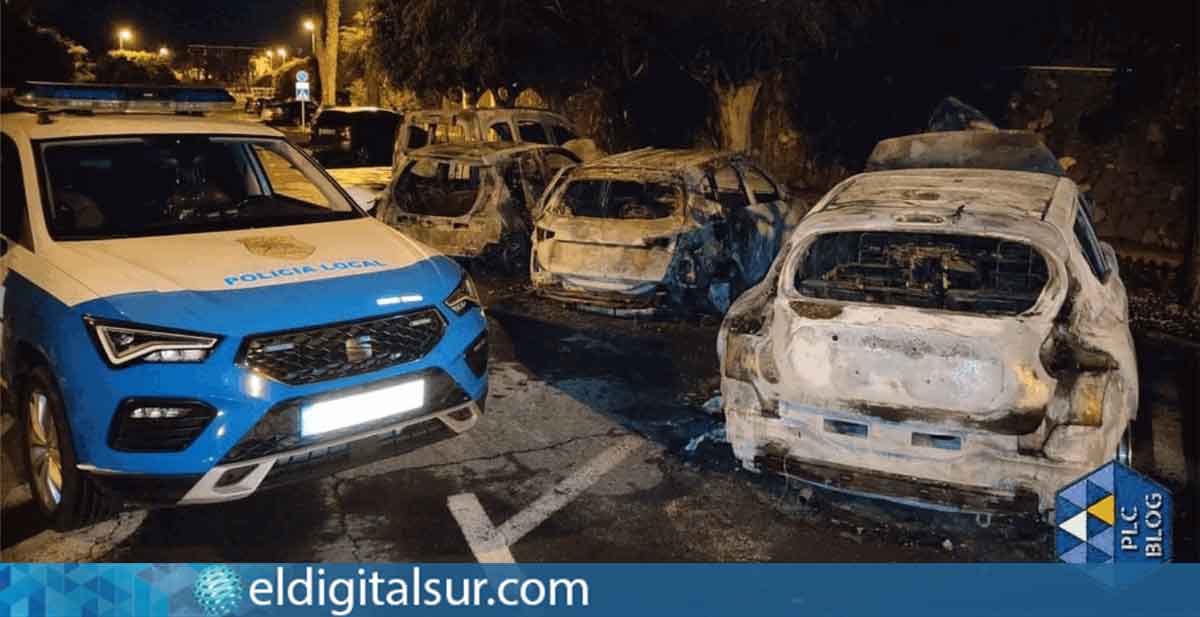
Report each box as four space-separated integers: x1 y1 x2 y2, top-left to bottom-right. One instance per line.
300 379 425 437
318 128 336 136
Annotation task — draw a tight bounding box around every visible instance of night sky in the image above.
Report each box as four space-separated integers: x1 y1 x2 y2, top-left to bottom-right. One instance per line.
35 0 369 53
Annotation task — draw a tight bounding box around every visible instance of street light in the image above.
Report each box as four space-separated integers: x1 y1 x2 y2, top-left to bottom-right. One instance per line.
158 47 170 58
276 47 287 61
303 18 316 57
117 28 133 51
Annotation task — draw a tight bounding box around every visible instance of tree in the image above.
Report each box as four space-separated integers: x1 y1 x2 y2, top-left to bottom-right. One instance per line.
1 3 77 87
371 0 602 104
94 51 179 85
340 8 381 105
313 0 342 105
646 0 874 152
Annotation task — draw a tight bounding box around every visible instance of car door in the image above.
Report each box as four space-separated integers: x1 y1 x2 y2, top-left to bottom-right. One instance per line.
1 135 28 385
708 163 761 283
379 158 496 256
736 163 799 284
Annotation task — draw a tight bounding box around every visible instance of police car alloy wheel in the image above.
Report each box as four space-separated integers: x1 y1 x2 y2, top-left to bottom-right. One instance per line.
21 367 113 530
26 387 63 512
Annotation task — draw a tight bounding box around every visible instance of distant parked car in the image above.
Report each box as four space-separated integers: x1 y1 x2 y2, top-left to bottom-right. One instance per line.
261 100 318 126
393 108 587 166
375 142 580 272
308 107 401 167
531 148 801 315
244 97 272 115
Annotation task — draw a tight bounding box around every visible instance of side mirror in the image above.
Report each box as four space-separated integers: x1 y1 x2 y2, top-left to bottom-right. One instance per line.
345 186 379 213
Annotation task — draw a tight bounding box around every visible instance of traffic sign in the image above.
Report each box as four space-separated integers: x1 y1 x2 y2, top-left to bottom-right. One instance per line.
296 70 309 83
295 82 310 102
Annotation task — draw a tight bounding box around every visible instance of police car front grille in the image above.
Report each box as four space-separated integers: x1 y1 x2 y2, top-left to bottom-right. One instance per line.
237 308 446 385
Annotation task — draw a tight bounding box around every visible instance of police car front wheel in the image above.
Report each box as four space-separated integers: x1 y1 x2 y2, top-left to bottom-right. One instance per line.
21 366 116 530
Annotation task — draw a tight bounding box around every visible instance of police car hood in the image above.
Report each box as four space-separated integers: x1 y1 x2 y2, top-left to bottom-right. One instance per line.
52 219 462 334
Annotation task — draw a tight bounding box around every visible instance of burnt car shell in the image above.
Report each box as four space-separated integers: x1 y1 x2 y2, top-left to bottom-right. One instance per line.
531 148 802 316
374 142 580 272
719 165 1137 515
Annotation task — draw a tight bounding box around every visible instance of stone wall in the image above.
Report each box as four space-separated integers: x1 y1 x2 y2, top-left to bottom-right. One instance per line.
1006 69 1196 261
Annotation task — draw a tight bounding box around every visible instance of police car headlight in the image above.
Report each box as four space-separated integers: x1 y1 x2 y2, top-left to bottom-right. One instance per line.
444 273 481 315
84 317 220 367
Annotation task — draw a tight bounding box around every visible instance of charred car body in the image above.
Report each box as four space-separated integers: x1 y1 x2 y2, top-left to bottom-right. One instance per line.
375 142 580 272
719 131 1136 515
393 108 584 165
531 149 802 315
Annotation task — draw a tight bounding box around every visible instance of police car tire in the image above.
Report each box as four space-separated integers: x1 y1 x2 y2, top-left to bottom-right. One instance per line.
21 366 116 531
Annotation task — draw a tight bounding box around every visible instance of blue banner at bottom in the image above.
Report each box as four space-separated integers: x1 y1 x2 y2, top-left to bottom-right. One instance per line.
0 563 1195 617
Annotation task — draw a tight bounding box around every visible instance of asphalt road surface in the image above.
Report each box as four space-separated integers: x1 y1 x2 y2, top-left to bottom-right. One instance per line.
1 111 1194 562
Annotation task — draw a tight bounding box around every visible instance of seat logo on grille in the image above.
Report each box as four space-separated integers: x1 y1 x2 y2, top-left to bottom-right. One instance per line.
345 335 374 363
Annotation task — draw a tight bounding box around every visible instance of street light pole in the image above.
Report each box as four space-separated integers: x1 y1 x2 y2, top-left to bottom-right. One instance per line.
304 19 316 58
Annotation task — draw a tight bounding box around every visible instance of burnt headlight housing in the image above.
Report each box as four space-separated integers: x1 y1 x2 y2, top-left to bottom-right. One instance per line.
84 316 220 367
444 273 481 315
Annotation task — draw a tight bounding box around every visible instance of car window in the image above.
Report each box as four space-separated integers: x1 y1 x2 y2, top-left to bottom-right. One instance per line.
544 152 577 178
38 136 357 240
406 125 429 149
1074 202 1110 282
558 178 680 220
712 165 749 210
2 135 28 246
550 124 577 144
434 122 467 144
487 122 514 142
796 231 1050 315
742 166 780 203
252 145 333 208
517 120 549 144
393 158 488 218
558 179 606 218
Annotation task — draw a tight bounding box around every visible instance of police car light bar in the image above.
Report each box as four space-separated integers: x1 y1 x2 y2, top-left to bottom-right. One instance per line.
19 82 236 114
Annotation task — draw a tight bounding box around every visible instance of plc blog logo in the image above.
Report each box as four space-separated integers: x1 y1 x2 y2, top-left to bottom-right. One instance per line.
1055 461 1172 563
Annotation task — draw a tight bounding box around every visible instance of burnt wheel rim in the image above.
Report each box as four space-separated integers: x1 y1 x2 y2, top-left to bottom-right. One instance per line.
27 390 63 511
1116 424 1133 467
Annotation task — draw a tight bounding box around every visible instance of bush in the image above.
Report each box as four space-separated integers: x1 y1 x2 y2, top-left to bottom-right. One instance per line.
93 51 178 85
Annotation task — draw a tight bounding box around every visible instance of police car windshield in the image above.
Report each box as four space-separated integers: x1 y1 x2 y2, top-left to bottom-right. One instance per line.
38 135 361 240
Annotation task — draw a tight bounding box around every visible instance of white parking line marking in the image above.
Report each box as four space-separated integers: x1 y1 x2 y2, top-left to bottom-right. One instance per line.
449 434 642 562
447 493 515 564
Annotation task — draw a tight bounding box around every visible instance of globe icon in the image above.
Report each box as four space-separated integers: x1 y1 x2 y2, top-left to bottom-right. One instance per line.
193 565 243 617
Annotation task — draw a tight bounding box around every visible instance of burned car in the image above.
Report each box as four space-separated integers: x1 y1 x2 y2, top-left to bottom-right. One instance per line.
374 142 580 272
531 149 801 315
393 107 584 165
719 136 1136 515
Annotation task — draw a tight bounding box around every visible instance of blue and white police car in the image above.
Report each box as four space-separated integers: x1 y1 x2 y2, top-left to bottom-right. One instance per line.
0 84 488 529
